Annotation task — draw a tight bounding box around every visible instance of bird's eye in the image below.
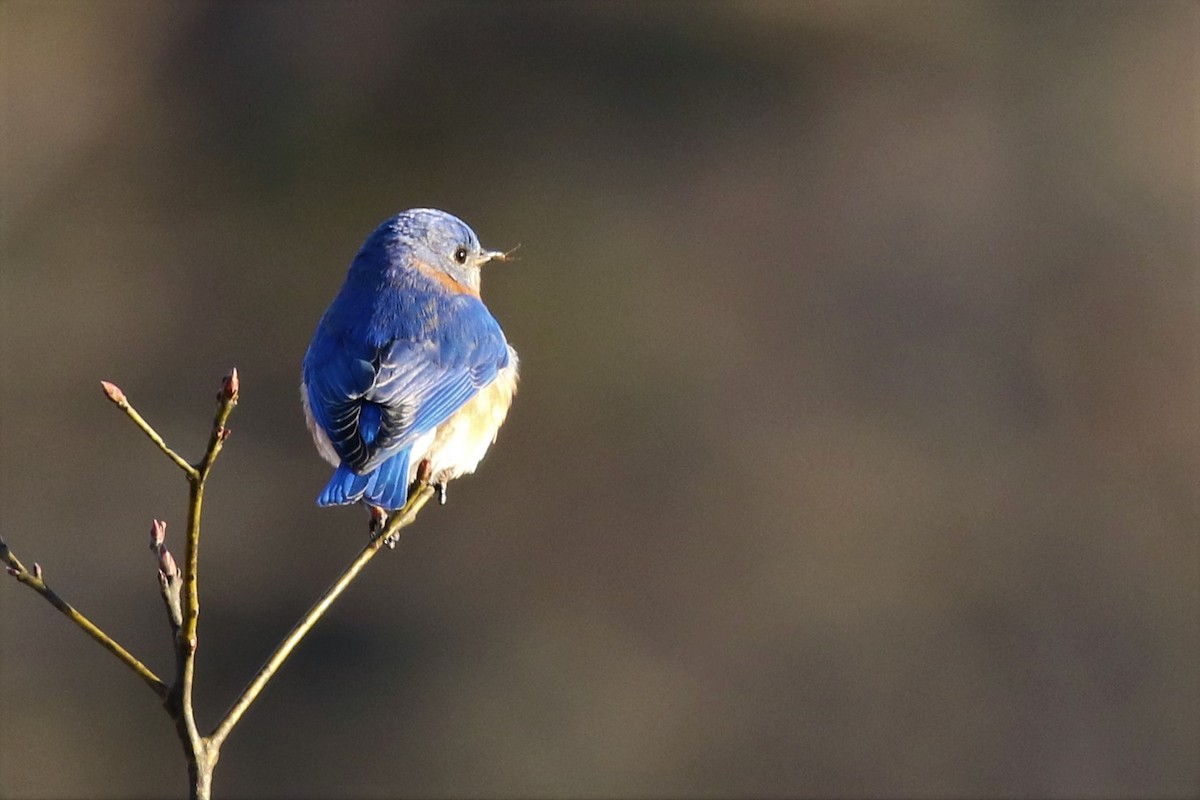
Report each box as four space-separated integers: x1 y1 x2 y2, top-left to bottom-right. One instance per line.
453 246 469 264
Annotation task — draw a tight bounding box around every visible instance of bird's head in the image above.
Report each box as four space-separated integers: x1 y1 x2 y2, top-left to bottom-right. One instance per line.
360 208 506 296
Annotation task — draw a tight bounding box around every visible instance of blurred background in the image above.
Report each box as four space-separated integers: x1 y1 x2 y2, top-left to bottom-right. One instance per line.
1 2 1196 798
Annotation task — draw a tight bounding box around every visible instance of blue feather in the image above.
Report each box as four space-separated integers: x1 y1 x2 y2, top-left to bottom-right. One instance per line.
317 447 412 508
317 463 371 506
362 449 412 509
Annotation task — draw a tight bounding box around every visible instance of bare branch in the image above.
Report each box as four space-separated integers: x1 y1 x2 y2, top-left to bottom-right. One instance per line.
9 368 443 800
100 381 199 479
1 536 169 699
169 368 240 799
209 484 437 748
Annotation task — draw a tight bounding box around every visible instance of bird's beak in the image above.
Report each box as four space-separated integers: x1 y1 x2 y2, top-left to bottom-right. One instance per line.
483 244 520 265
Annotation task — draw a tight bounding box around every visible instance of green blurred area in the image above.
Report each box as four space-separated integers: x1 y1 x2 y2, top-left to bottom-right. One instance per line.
1 2 1196 798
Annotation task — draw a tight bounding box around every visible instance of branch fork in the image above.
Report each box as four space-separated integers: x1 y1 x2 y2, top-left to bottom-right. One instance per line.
3 369 433 799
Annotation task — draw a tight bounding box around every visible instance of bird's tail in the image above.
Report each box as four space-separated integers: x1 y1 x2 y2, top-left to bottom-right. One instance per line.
317 449 412 511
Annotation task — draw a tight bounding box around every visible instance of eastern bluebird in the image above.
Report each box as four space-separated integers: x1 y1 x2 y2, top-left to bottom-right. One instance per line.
302 208 518 519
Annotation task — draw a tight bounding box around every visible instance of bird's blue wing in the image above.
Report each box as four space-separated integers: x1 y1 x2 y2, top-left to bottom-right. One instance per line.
364 304 509 465
304 326 384 470
304 295 509 475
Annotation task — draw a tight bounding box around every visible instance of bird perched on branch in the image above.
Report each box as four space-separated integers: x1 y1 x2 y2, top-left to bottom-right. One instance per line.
302 209 518 523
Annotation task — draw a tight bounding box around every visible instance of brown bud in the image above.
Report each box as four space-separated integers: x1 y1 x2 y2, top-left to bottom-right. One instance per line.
100 381 127 405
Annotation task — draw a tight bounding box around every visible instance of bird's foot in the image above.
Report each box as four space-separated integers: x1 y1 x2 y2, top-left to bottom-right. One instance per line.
414 458 447 507
367 505 398 547
368 505 387 534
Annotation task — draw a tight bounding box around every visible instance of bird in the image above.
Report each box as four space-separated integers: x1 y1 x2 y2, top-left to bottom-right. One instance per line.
301 208 518 527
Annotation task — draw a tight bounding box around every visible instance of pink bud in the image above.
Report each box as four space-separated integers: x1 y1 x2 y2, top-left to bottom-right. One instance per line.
221 368 240 402
100 381 127 405
33 563 43 580
159 547 178 578
150 519 167 550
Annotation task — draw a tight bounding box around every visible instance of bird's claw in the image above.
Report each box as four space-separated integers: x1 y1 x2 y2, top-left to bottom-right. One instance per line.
368 507 402 548
368 505 388 539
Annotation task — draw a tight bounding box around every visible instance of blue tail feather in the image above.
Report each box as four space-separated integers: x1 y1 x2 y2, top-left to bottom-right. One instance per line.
317 463 369 506
317 449 412 510
365 449 412 510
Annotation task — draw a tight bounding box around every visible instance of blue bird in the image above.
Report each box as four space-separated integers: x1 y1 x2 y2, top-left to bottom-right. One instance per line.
302 209 518 519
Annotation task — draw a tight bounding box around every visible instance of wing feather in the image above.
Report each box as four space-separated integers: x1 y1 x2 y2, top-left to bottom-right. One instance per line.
303 294 509 475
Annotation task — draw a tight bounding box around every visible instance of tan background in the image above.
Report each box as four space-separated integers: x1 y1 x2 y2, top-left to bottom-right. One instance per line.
1 2 1197 798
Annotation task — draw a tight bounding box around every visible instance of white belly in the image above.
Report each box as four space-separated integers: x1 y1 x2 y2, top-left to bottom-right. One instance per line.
409 350 519 485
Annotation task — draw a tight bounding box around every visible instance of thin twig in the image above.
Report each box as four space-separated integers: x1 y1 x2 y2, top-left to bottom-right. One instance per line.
179 370 239 658
100 381 198 479
209 484 436 748
172 369 239 799
196 369 238 480
1 537 169 699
